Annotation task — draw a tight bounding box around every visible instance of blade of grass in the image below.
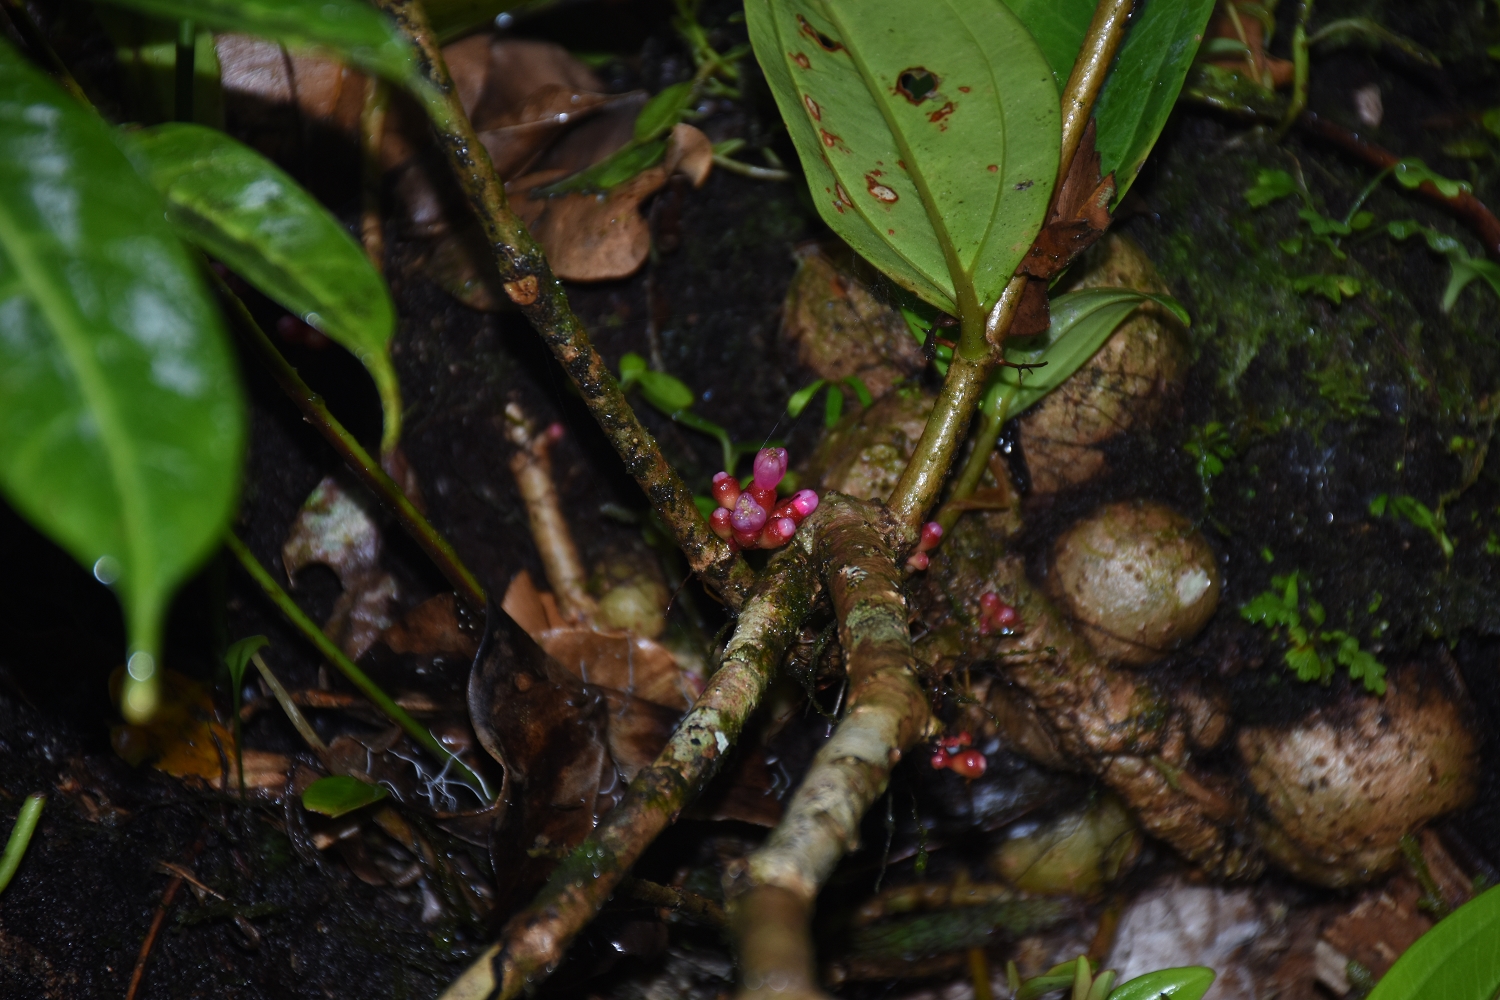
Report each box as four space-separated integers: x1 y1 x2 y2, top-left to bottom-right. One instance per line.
224 531 492 801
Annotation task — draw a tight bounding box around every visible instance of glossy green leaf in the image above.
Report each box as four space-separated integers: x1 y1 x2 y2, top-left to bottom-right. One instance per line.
123 124 401 452
994 288 1188 415
1001 0 1095 85
1392 157 1470 198
536 139 668 195
1367 885 1500 1000
747 0 1060 316
428 0 535 44
0 43 245 722
92 0 418 87
787 379 826 417
823 383 844 426
1092 0 1217 201
301 775 388 818
635 81 695 142
224 634 268 691
1107 966 1215 1000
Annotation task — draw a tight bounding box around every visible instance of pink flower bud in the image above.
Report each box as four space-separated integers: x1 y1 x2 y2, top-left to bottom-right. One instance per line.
545 422 565 442
731 492 768 534
732 528 760 549
994 604 1020 628
711 471 741 509
906 552 930 571
788 489 819 520
760 517 797 547
979 592 1002 613
919 521 943 551
710 506 734 541
753 447 788 491
748 483 777 515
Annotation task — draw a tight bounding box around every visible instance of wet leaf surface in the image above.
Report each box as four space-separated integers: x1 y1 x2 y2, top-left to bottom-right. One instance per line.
747 0 1059 313
302 775 388 818
123 123 400 439
0 43 244 721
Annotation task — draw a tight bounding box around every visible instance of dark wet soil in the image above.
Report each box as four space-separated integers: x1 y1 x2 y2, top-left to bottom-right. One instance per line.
5 0 1500 996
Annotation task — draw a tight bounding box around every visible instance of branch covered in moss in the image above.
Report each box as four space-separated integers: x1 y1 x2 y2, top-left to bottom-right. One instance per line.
729 496 928 1000
372 0 754 608
437 543 820 1000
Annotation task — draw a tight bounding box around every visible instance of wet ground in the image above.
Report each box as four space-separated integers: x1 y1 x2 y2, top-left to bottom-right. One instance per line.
5 0 1500 996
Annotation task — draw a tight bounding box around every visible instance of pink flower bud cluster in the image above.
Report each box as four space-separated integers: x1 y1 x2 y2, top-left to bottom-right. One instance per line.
930 730 986 778
978 592 1021 635
709 448 819 550
905 521 944 571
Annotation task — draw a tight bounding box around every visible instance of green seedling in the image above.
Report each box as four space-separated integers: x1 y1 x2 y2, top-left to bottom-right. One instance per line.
1292 273 1362 304
0 794 45 896
1244 167 1373 261
787 376 873 428
1386 220 1500 313
1013 955 1214 1000
618 352 757 473
302 775 388 818
1240 571 1388 693
1369 493 1455 559
1184 422 1234 501
223 634 269 799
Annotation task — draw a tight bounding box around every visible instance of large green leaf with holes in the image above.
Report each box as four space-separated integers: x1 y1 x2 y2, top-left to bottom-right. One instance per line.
123 124 401 451
747 0 1059 317
92 0 418 86
0 42 244 722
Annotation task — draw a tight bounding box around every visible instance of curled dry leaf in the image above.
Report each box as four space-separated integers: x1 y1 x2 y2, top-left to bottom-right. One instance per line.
110 668 290 794
380 592 479 661
781 243 927 402
501 570 701 711
507 123 717 282
468 603 622 906
283 476 400 661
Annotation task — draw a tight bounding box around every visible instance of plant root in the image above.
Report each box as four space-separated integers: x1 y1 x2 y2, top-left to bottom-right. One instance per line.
503 402 597 624
438 539 820 1000
728 495 927 1000
984 553 1262 879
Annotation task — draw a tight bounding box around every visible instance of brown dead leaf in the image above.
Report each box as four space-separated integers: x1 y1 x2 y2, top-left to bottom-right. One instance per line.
669 122 714 188
1011 123 1116 337
109 668 289 793
469 604 621 906
1206 1 1295 89
1319 874 1432 984
283 476 399 661
381 593 479 660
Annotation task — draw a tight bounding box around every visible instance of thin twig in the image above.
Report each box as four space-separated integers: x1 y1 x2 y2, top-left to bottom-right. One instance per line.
210 268 487 608
503 403 597 624
620 876 727 927
125 837 204 1000
250 652 332 761
711 153 791 182
224 531 493 801
372 0 755 609
729 497 925 1000
438 541 820 1000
